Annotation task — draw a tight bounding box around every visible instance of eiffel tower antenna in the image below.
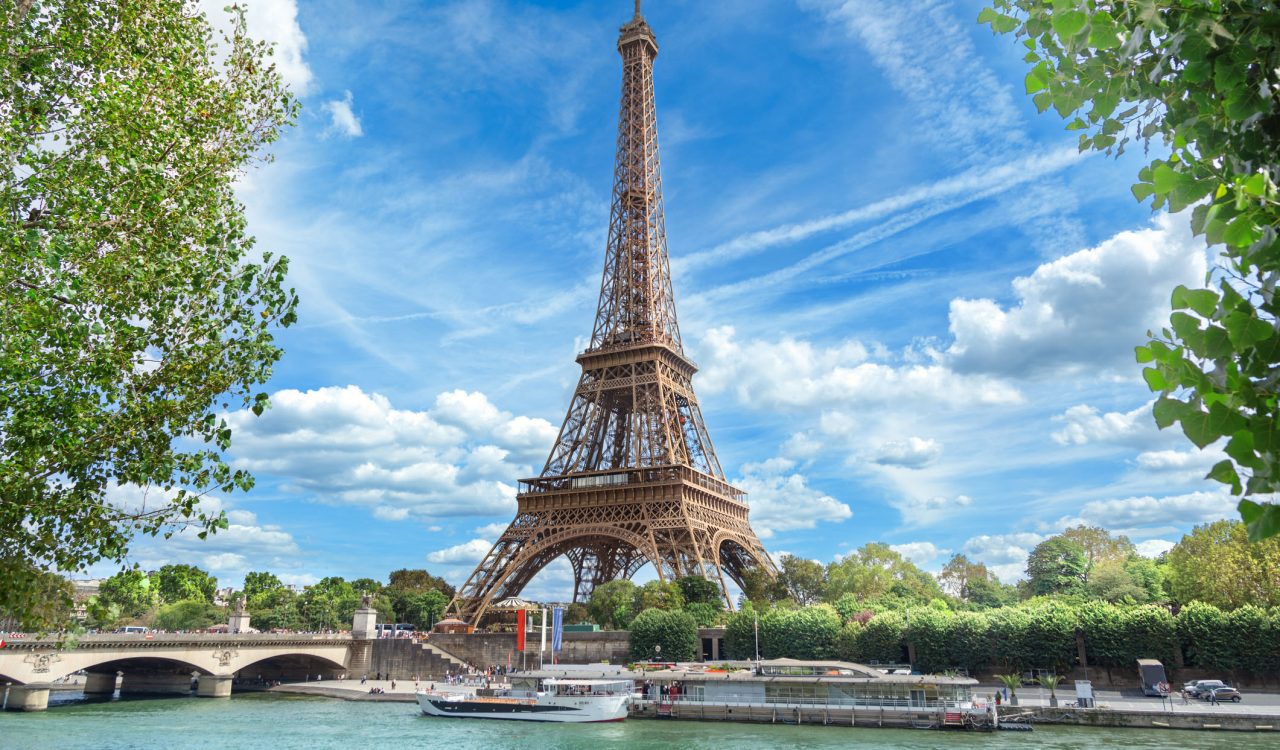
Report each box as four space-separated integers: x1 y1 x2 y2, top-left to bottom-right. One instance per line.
444 4 776 628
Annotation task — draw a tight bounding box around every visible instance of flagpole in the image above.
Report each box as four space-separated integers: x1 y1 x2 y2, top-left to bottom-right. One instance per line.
540 608 547 669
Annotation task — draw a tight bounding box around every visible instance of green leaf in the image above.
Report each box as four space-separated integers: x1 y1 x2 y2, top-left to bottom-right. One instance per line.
1130 182 1154 202
1239 500 1280 542
1134 344 1154 364
1241 173 1266 197
1052 10 1087 39
1207 460 1242 494
1170 285 1219 318
1142 367 1168 392
1224 430 1260 470
1087 12 1121 49
1223 311 1274 348
1223 215 1260 247
1025 63 1049 94
1151 164 1177 194
1152 397 1186 429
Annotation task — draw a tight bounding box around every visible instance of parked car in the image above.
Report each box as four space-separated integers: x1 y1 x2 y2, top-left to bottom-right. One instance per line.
1188 680 1227 697
1208 687 1242 703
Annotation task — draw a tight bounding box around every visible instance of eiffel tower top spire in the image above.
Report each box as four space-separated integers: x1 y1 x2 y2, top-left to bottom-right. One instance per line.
589 0 679 355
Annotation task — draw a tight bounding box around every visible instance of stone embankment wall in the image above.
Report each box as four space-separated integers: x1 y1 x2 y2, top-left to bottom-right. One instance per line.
1001 705 1280 732
428 630 631 670
362 638 469 681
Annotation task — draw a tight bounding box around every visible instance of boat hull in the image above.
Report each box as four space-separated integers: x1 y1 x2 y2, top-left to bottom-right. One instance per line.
416 692 628 723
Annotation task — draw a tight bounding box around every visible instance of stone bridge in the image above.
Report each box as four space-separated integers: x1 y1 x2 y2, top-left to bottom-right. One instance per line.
0 633 357 710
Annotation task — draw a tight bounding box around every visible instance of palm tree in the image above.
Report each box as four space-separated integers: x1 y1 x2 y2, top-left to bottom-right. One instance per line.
995 673 1021 706
1037 674 1061 707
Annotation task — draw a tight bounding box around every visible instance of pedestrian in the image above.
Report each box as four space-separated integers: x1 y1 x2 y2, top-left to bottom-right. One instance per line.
391 679 397 690
361 674 367 685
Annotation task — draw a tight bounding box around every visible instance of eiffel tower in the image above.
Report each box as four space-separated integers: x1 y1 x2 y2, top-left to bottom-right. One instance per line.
445 2 776 627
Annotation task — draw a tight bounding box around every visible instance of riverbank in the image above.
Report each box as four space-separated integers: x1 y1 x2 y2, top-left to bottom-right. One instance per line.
1002 705 1279 732
265 678 477 703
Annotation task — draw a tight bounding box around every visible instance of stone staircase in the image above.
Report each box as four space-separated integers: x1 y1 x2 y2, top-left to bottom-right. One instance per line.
365 638 474 681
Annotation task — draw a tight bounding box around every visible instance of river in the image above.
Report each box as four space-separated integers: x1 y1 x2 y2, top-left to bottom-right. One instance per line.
1 693 1272 749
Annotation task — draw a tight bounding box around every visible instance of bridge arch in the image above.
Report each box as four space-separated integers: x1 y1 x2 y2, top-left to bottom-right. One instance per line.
235 652 348 682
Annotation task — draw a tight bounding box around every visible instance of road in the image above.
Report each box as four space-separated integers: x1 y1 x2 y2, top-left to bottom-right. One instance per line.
977 684 1280 716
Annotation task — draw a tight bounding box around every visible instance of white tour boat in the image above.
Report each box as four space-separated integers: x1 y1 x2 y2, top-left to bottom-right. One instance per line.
416 677 632 723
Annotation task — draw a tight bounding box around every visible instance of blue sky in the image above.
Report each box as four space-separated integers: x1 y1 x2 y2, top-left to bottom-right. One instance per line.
107 0 1231 596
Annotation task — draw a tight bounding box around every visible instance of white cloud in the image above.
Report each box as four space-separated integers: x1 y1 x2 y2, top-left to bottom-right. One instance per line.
322 90 363 137
868 437 941 469
1051 402 1158 447
697 326 1022 411
948 213 1206 377
963 532 1046 582
1135 539 1176 558
199 0 312 94
474 522 509 538
225 385 555 521
781 432 823 460
204 553 250 571
426 539 494 565
734 462 852 539
889 541 948 567
1060 490 1237 530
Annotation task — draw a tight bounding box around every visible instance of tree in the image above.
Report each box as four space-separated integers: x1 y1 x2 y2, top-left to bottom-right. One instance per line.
737 565 789 606
1060 526 1134 570
1087 562 1150 603
154 564 216 605
152 599 221 632
1025 537 1088 596
97 569 157 619
298 577 358 631
675 576 722 606
242 571 284 605
565 602 590 624
0 0 301 627
1165 520 1280 608
940 553 1017 606
981 0 1280 540
387 569 455 598
778 555 826 606
248 587 300 632
684 601 725 627
586 579 637 630
628 608 698 662
824 543 943 604
631 580 684 613
400 590 448 629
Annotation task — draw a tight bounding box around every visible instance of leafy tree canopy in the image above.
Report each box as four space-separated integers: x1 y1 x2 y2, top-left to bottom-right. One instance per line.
587 579 637 630
981 0 1280 540
778 554 826 606
1166 519 1280 608
1026 537 1089 596
154 563 216 605
97 568 157 619
0 0 300 629
675 575 723 607
242 571 284 604
152 598 221 632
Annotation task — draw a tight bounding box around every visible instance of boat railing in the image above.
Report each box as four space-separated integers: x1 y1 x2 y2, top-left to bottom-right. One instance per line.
635 695 976 711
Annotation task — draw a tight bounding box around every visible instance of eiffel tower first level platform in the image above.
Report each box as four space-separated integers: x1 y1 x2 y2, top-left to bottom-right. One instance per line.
444 3 776 628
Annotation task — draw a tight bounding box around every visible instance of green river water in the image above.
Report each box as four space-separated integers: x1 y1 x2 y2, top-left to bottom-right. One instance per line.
1 693 1273 750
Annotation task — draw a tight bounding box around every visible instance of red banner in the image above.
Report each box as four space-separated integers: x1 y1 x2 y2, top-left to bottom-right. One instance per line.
516 609 526 652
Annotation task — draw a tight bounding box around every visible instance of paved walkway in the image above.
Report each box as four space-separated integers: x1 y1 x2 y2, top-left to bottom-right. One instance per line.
267 679 484 703
979 685 1280 716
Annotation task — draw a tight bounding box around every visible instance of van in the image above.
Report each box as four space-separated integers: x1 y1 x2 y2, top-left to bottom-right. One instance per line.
119 626 148 635
1136 659 1168 696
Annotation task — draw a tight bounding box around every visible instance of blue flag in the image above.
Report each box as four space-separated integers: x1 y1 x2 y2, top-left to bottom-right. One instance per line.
552 607 564 652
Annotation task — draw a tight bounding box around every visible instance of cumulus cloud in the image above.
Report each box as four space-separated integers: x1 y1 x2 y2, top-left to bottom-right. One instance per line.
1058 490 1237 531
225 385 556 521
1135 539 1176 558
323 90 363 137
1051 402 1160 447
868 437 942 469
426 539 494 565
734 462 853 539
889 541 948 567
948 213 1206 377
697 326 1022 411
963 532 1046 582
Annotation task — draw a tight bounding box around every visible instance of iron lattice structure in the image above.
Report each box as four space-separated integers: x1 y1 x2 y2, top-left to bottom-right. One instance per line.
445 4 776 627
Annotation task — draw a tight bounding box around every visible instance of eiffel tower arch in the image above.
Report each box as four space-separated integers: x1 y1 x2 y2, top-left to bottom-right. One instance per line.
445 3 777 628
